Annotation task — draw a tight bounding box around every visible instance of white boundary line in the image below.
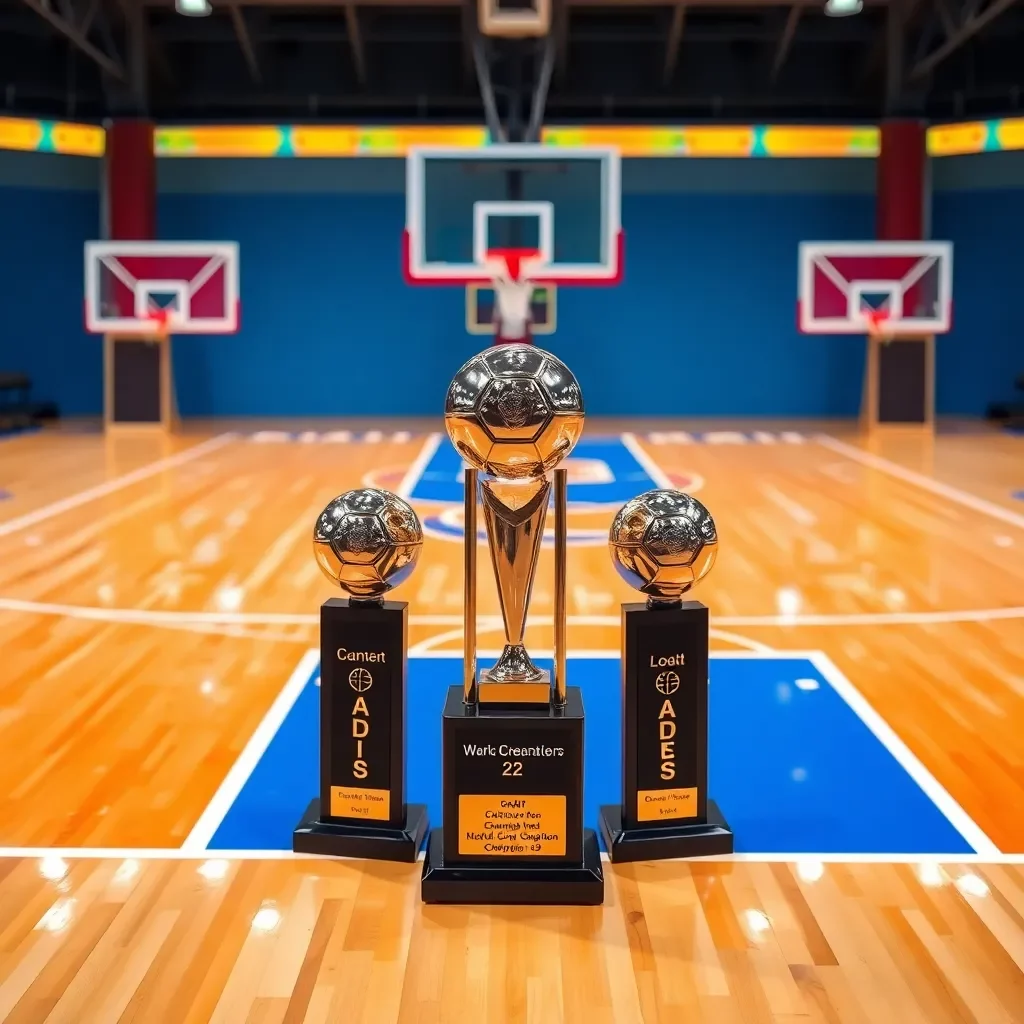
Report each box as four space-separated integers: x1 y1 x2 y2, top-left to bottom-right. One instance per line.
817 433 1024 531
0 433 236 539
619 432 674 489
0 599 1021 630
0 847 1020 864
806 651 1000 856
169 647 1000 858
395 432 443 499
179 648 320 854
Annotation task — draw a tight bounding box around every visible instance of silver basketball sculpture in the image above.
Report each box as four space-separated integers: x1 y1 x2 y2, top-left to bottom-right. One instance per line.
444 343 585 479
313 488 423 599
609 490 718 603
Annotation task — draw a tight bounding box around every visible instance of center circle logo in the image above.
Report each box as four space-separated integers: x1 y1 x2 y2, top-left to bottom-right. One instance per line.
655 670 680 695
348 668 373 692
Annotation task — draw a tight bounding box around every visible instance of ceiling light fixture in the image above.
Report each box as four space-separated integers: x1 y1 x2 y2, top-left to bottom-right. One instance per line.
824 0 863 15
176 0 213 16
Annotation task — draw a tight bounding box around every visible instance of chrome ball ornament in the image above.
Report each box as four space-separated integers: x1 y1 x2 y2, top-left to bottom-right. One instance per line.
444 343 585 479
313 488 423 599
609 490 718 603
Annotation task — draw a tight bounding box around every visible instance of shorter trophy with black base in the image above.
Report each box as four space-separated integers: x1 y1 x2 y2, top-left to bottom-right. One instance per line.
421 344 603 905
599 490 734 862
293 488 428 862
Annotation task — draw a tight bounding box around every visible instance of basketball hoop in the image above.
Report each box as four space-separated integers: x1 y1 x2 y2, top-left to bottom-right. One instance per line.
485 248 547 283
148 308 173 340
863 309 893 342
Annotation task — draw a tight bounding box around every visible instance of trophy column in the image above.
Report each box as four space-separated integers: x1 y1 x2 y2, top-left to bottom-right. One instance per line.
293 489 428 862
599 490 734 861
421 345 603 905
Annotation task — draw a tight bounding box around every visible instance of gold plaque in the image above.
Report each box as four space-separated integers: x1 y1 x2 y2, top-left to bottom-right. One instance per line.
637 787 698 822
458 794 566 856
330 786 391 821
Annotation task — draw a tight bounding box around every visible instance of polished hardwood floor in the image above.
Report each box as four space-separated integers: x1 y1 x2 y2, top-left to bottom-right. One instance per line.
0 418 1021 1020
0 856 1022 1022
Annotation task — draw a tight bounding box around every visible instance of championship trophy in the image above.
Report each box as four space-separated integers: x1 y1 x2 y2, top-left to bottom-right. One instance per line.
598 490 734 860
293 488 429 862
421 344 604 905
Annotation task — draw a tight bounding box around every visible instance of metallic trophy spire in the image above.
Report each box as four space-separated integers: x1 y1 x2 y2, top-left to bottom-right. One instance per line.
445 344 584 705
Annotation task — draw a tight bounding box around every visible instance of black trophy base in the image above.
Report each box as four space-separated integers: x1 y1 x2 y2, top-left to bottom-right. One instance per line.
421 828 605 905
598 801 734 862
292 799 428 863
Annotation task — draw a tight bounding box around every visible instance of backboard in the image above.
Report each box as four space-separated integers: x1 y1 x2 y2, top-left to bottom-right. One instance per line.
466 282 557 335
84 241 240 334
404 144 622 285
798 241 952 335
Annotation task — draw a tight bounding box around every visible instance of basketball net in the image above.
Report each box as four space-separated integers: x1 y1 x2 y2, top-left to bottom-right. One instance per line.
486 249 544 344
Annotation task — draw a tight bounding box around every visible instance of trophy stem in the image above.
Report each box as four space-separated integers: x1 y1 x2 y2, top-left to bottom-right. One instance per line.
553 467 568 707
479 474 550 691
463 467 478 704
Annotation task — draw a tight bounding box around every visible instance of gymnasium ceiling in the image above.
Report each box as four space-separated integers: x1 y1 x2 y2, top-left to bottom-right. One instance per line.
1 0 1022 124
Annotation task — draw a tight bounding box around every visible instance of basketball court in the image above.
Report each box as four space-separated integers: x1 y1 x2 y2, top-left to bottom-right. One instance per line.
1 5 1024 1018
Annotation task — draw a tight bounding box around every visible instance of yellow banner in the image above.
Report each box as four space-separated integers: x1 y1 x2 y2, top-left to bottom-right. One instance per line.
927 122 989 156
156 126 285 157
761 126 879 157
0 117 43 153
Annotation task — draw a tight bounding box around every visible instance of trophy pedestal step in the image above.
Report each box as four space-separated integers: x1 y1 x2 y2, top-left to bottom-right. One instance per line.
598 802 734 862
421 828 604 905
293 799 428 863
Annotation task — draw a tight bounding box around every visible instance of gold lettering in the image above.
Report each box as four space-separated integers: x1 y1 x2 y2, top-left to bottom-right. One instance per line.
353 759 368 779
352 696 369 715
352 718 369 738
658 701 676 780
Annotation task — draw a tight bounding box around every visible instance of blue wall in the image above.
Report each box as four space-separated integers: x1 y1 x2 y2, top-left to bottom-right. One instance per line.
0 153 101 415
2 149 1021 418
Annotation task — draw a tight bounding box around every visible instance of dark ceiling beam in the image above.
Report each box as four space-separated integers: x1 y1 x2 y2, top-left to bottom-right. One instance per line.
344 3 367 86
884 0 904 107
770 6 800 82
229 3 261 82
109 0 175 85
140 0 889 7
21 0 126 79
908 0 1019 80
663 4 685 85
554 0 568 84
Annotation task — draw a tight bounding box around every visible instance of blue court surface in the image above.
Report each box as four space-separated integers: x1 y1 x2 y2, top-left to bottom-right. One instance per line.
204 652 982 856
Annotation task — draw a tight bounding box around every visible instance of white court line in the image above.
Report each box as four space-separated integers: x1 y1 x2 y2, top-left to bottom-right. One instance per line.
179 648 320 853
396 432 443 498
817 433 1024 531
619 432 674 489
0 847 1021 864
807 650 1000 857
0 598 1021 630
0 433 236 540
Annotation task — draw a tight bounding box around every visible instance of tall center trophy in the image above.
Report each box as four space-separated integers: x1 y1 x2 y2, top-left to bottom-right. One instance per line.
421 344 604 905
599 490 734 860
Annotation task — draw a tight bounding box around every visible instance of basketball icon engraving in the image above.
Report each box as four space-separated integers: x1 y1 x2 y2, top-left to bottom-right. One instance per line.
348 668 373 692
656 671 680 695
609 490 718 603
313 488 423 599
